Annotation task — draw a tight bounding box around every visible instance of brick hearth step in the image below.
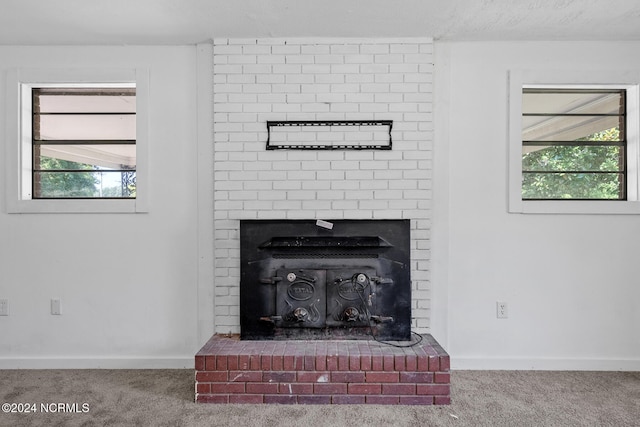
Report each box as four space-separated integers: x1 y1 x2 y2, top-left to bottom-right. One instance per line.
195 334 450 405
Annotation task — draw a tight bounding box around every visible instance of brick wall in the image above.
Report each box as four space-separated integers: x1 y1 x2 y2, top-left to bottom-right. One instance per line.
212 38 433 334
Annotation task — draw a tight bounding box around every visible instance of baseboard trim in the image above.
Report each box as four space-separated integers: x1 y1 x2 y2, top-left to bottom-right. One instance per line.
0 357 194 369
452 356 640 371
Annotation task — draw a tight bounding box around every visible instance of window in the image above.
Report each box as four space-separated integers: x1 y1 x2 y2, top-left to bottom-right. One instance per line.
509 70 640 214
31 87 136 199
5 68 148 213
522 88 626 200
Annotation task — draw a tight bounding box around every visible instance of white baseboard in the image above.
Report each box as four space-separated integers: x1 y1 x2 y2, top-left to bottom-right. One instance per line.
452 356 640 371
0 357 194 369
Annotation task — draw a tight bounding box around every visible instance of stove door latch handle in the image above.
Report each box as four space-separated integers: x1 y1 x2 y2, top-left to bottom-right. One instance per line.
372 277 393 285
370 315 394 323
260 276 283 284
259 316 283 324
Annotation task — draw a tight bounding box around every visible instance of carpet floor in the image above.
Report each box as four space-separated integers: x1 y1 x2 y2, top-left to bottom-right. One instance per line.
0 369 638 426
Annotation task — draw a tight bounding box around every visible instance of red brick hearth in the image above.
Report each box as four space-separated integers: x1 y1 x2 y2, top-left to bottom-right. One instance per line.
195 334 450 405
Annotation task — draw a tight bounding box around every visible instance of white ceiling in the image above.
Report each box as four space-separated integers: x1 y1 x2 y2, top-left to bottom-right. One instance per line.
1 0 640 45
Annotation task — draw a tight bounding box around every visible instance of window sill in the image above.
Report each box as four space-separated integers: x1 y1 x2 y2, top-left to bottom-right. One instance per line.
6 199 147 214
509 199 640 215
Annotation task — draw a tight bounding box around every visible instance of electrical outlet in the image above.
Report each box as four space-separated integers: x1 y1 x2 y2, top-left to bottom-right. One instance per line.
51 298 61 315
0 299 8 316
497 301 508 319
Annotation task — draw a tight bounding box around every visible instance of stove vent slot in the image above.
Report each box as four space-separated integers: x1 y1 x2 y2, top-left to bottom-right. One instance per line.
273 253 379 259
261 236 392 249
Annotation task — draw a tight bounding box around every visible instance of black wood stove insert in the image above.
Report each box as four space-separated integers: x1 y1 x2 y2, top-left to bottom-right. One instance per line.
240 219 411 341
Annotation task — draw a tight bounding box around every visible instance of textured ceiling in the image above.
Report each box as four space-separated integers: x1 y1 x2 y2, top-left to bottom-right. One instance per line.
1 0 640 45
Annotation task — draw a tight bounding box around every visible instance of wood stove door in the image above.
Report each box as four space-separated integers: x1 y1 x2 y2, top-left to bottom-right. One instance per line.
326 268 377 327
275 269 326 328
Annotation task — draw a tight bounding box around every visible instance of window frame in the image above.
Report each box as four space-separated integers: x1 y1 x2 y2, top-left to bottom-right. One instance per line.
5 68 149 213
508 69 640 214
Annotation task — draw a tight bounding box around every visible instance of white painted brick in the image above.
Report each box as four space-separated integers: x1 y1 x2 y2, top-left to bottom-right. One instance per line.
330 180 359 190
227 55 257 64
273 104 302 113
360 44 389 54
373 210 403 219
301 83 330 93
360 180 388 190
301 64 331 74
287 170 315 180
360 64 388 74
345 170 374 180
272 64 302 74
345 93 374 103
345 74 375 83
285 74 315 84
330 104 359 113
287 210 317 219
244 201 274 211
302 180 331 190
284 55 314 64
301 103 330 113
346 190 372 200
374 54 404 64
258 93 287 103
242 84 272 94
227 38 259 45
273 180 301 190
256 74 285 84
257 54 285 64
257 210 288 219
315 74 345 84
389 64 419 73
330 45 360 54
317 93 345 103
301 45 330 54
390 44 419 54
258 191 289 201
215 45 243 55
359 104 388 113
331 200 358 210
316 170 345 181
242 64 272 74
344 209 372 219
344 54 374 64
272 83 301 93
302 200 332 210
330 83 360 93
213 38 434 332
317 190 345 200
272 45 301 54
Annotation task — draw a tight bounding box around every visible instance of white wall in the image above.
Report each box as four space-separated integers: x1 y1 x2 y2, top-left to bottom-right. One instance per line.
0 46 204 368
434 41 640 370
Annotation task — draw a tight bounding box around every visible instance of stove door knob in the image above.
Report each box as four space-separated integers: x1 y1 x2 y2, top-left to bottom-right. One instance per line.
293 307 309 322
343 307 360 321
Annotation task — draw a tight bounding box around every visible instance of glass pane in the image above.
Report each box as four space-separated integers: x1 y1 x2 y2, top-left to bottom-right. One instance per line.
522 146 622 172
37 144 135 169
37 93 136 113
523 91 623 114
522 115 622 142
34 171 136 198
522 172 623 200
37 114 136 140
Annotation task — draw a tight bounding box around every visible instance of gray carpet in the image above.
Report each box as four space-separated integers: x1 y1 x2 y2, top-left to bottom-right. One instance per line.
0 370 638 426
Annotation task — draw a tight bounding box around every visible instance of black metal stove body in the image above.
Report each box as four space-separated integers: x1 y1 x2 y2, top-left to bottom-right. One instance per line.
240 220 411 341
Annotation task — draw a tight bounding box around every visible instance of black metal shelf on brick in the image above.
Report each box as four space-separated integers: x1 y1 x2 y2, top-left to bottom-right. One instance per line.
239 219 411 341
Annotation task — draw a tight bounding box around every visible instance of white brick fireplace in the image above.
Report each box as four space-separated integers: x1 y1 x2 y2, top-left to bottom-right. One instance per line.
212 38 433 335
